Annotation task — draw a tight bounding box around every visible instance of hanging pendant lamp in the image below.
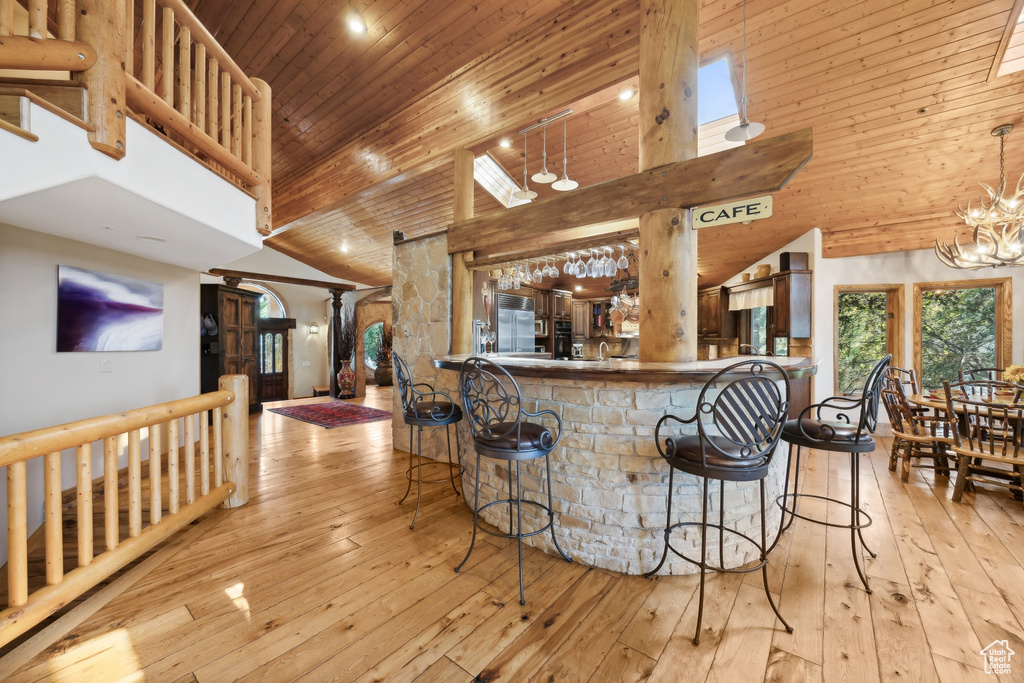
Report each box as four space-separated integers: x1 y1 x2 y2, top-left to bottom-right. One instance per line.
725 0 765 143
532 124 557 184
552 115 579 191
512 132 538 200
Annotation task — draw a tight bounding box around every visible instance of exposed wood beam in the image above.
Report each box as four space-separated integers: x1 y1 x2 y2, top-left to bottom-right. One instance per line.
206 269 355 291
465 223 640 269
448 128 813 256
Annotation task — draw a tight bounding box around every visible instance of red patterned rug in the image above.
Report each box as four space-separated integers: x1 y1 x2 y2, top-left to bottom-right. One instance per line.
268 401 392 429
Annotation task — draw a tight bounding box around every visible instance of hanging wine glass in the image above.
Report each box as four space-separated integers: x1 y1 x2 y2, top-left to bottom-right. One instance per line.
532 260 543 282
616 246 629 270
541 257 552 278
564 252 574 276
520 261 531 284
512 132 538 200
598 247 610 275
586 249 597 277
604 248 616 277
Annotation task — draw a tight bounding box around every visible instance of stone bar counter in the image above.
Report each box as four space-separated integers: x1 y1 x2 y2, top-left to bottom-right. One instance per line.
431 354 818 576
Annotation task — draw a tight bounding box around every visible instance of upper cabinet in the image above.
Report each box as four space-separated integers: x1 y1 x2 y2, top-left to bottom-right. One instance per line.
534 289 551 321
552 290 572 320
571 300 589 339
773 271 812 338
697 287 736 339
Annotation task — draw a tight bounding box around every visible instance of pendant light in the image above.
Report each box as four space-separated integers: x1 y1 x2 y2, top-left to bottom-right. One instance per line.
531 124 557 184
725 0 765 143
552 115 579 191
512 132 537 200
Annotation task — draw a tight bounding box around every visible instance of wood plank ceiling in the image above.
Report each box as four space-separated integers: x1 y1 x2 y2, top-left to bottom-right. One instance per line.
188 0 1024 288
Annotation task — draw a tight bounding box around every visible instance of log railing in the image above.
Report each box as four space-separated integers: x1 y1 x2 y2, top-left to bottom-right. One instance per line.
0 0 272 236
0 375 250 648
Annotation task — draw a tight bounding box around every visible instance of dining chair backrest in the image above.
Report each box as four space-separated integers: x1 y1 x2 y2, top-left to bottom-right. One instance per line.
881 369 919 437
886 366 920 396
941 380 1024 458
959 367 1005 382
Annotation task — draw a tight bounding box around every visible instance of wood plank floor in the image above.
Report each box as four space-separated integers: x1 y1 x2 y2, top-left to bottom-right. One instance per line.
5 385 1024 681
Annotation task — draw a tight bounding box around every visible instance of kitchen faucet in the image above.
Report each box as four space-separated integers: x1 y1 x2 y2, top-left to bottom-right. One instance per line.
599 341 609 361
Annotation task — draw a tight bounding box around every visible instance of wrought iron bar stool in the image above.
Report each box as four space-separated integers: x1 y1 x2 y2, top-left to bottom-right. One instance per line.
645 359 793 645
774 354 891 593
393 352 465 529
456 356 571 605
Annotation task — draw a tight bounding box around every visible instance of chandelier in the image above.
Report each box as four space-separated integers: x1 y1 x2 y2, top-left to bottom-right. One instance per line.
935 123 1024 269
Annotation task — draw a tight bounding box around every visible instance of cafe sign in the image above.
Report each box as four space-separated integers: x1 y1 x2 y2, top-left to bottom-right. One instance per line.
691 195 773 229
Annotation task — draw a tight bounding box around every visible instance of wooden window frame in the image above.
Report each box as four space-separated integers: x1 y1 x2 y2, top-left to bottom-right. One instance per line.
833 284 905 394
912 277 1012 386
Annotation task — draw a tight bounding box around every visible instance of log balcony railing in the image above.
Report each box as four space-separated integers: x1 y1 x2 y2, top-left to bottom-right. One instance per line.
0 375 250 649
0 0 272 236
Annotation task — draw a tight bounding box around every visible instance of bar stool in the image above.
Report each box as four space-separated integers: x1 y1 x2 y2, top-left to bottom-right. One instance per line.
775 354 891 593
393 352 465 529
456 356 571 605
645 359 793 645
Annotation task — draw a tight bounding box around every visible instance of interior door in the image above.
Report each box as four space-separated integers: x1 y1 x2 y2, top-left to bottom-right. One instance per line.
258 318 294 402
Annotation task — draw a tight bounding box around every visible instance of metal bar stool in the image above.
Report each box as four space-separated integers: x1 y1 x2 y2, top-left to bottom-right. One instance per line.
774 354 891 593
393 352 465 529
645 359 793 645
456 356 571 605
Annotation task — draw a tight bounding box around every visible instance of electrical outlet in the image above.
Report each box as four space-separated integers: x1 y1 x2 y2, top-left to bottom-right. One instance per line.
99 359 112 373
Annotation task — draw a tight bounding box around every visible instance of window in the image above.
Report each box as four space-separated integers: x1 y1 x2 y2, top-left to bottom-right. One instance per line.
261 332 284 373
914 279 1011 390
750 306 768 354
835 285 904 394
698 58 739 125
364 322 384 371
239 283 286 318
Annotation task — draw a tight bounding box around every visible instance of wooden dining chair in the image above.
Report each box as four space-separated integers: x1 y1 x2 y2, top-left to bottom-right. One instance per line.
941 380 1024 504
880 368 953 482
959 367 1005 382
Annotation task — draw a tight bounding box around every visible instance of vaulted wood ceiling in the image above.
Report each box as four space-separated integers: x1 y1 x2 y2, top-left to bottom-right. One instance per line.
189 0 1024 288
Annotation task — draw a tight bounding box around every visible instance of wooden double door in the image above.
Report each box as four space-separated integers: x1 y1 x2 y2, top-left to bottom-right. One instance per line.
201 285 261 412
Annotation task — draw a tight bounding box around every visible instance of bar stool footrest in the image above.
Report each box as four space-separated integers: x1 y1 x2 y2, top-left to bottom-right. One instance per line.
776 492 872 531
471 498 556 541
403 460 466 486
649 521 768 576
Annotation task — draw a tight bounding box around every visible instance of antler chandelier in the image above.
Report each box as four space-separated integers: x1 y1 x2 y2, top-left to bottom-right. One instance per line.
935 123 1024 269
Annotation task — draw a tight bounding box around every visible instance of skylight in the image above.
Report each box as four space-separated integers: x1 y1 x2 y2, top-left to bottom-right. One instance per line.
698 58 739 125
474 154 532 209
995 7 1024 78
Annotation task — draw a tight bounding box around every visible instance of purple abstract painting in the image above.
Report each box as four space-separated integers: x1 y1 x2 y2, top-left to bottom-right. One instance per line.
57 266 164 352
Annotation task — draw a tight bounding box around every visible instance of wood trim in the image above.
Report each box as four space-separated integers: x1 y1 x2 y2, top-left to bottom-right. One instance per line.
833 284 905 394
447 128 814 255
0 88 95 132
207 268 355 291
466 228 640 270
912 277 1012 386
988 0 1024 81
0 117 37 141
0 35 97 71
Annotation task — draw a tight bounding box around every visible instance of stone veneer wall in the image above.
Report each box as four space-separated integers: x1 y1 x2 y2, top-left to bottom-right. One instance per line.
436 370 788 576
392 234 452 454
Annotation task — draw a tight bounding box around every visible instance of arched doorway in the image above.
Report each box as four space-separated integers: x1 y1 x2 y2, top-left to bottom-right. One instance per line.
240 283 295 402
364 322 384 384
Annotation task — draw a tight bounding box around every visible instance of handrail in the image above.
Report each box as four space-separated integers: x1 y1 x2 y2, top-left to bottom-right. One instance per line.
0 0 96 69
0 375 250 648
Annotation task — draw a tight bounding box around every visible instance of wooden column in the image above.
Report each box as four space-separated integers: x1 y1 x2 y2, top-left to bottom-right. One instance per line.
252 78 273 235
638 0 699 362
329 289 344 399
451 148 474 354
220 374 249 508
77 0 127 159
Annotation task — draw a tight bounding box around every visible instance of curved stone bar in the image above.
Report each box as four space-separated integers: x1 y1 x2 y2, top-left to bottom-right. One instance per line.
433 354 818 576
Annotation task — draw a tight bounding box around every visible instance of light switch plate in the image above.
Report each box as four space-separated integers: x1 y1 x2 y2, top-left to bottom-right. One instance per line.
100 359 112 373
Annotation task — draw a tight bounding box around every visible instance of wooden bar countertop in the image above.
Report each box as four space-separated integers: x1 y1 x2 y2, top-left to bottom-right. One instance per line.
434 354 819 383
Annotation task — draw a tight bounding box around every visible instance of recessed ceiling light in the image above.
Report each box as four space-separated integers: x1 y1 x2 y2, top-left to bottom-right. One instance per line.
340 244 349 253
618 88 635 101
499 138 511 148
347 13 365 34
100 224 116 230
137 235 165 243
574 285 582 292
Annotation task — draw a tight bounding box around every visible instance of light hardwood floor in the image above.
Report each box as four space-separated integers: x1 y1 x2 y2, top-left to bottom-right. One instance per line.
5 385 1024 682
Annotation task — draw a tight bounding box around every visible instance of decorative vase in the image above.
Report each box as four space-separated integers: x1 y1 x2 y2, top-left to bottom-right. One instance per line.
374 363 394 387
336 360 356 398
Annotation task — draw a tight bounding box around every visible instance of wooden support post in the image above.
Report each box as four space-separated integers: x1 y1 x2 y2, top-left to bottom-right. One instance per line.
122 0 132 73
27 0 45 38
252 78 273 234
77 0 127 159
177 26 191 117
194 43 206 132
58 0 75 40
220 73 230 149
637 0 699 363
43 452 62 586
7 461 27 607
219 374 249 508
207 58 218 139
128 430 141 538
149 423 162 526
161 6 174 105
76 444 94 564
329 290 344 399
141 0 155 89
451 148 474 354
0 0 14 37
103 436 118 551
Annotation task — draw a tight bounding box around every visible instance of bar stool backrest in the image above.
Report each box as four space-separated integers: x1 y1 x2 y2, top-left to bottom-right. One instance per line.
393 352 458 422
860 355 892 435
459 356 529 446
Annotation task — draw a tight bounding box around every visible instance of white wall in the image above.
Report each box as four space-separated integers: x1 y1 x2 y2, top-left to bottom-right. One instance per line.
0 222 200 563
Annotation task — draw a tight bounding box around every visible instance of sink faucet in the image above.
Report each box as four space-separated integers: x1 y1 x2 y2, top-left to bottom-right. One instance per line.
599 341 609 361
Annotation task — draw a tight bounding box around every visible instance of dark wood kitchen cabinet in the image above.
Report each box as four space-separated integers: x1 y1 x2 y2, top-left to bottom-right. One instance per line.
773 272 812 338
697 287 736 339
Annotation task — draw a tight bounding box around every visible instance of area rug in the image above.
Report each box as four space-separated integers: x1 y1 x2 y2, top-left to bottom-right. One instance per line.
269 401 392 429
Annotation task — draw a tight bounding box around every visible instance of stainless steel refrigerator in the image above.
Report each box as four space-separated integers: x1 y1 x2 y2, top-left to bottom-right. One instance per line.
497 294 535 354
